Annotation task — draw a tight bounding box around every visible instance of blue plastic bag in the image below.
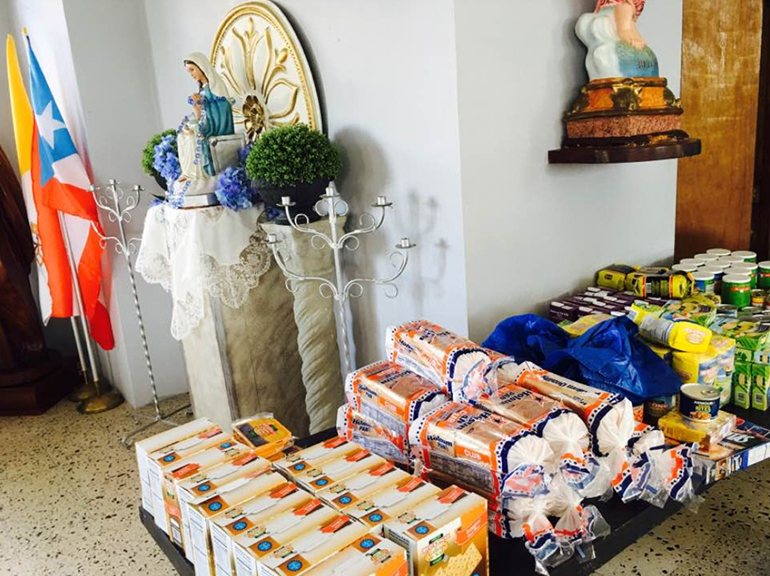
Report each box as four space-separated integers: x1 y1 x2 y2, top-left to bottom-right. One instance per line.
482 314 681 405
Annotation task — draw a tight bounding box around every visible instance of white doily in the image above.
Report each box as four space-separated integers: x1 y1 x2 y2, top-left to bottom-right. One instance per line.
136 204 272 340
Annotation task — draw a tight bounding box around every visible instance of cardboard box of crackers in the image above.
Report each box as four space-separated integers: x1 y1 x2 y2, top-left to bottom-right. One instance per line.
146 425 230 534
382 486 488 576
134 418 215 517
187 470 287 576
176 452 271 562
302 533 408 576
210 483 318 576
316 461 412 512
162 438 252 550
236 513 370 576
291 446 387 495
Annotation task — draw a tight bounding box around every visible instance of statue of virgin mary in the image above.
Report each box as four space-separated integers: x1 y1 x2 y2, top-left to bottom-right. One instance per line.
173 52 235 198
576 0 659 81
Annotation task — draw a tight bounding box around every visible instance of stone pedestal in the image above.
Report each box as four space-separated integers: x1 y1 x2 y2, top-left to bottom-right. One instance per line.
181 259 309 436
262 218 344 434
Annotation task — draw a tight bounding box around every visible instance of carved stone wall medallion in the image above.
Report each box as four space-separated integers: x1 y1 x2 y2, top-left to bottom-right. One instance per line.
211 2 323 142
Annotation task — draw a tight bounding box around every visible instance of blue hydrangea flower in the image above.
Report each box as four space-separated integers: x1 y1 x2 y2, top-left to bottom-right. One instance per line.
153 134 181 189
215 166 255 211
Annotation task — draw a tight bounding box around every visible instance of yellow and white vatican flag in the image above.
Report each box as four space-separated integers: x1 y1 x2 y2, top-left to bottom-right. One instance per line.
6 33 53 322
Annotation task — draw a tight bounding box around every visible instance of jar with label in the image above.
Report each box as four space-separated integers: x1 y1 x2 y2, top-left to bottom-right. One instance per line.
679 258 704 268
672 263 699 273
723 274 752 308
709 260 732 271
693 253 718 264
701 265 725 294
732 250 757 263
692 271 715 294
759 261 770 290
707 248 731 257
721 255 746 266
731 261 758 287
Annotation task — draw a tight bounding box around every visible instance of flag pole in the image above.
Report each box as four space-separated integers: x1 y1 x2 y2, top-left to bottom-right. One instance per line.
66 316 95 401
56 212 123 414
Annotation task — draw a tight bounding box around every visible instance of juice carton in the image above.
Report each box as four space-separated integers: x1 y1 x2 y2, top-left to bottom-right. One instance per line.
752 363 770 411
733 361 752 409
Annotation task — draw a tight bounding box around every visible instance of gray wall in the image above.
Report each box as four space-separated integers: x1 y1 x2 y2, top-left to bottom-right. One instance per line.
454 0 683 341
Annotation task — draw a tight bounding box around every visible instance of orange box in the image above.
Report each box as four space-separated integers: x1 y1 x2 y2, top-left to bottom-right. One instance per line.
302 534 408 576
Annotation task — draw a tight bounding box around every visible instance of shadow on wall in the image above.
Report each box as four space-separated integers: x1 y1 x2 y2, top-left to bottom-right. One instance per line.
333 126 390 366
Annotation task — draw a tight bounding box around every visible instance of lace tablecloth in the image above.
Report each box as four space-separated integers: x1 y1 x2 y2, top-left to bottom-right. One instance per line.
136 204 271 340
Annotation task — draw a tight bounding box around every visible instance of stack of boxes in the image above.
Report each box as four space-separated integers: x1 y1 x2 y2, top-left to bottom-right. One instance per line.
136 418 489 576
711 318 770 410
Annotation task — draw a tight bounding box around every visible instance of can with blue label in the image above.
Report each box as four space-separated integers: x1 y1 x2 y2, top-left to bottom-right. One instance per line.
679 384 720 421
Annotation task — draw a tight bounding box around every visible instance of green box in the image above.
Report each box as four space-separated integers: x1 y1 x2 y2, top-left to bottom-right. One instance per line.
716 377 732 407
752 363 770 411
733 362 752 409
754 349 770 364
710 318 770 351
736 348 753 363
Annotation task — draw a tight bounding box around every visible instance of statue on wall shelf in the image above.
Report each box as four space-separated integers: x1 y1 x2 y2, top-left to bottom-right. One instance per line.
577 0 659 80
548 0 701 163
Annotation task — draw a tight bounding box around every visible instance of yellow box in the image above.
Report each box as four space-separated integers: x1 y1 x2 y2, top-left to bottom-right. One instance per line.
658 410 737 451
316 462 412 511
292 447 387 494
236 513 370 576
273 437 362 481
346 476 442 532
187 471 287 576
382 486 489 576
162 438 252 550
232 416 295 460
209 482 315 576
146 424 229 534
176 453 271 563
302 534 408 576
135 417 215 517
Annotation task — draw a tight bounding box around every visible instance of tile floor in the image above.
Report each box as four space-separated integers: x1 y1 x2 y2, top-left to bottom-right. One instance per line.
1 396 770 575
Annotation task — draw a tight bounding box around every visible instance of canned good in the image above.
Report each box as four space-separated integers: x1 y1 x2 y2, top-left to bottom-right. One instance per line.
672 263 699 273
680 258 705 268
709 261 732 271
722 255 747 266
692 271 715 294
723 274 752 308
693 253 719 263
752 289 766 308
644 395 677 426
759 261 770 290
679 384 720 421
707 248 732 257
732 250 757 263
733 262 758 288
739 306 763 317
716 304 739 317
702 265 725 294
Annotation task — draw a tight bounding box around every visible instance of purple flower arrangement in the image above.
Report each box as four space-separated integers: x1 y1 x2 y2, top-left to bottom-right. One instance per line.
153 134 181 190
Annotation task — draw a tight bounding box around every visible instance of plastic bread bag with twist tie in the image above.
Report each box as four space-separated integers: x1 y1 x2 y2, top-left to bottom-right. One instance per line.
463 357 599 493
408 402 555 500
546 474 610 556
507 495 570 571
335 404 409 465
648 442 703 511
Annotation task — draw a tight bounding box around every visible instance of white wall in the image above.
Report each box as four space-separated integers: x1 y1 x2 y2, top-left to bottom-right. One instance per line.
453 0 683 342
142 0 468 365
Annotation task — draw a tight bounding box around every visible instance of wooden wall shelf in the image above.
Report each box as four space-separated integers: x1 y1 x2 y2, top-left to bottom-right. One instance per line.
549 138 702 164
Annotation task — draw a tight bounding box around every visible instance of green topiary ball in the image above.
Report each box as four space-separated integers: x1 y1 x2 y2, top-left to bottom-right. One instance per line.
245 124 342 188
142 129 177 177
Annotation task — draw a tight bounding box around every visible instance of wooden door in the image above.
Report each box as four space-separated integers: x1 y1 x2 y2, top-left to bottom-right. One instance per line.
675 0 763 260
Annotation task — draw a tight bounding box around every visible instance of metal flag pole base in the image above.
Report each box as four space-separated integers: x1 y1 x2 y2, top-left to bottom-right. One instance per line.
77 376 124 414
67 377 97 402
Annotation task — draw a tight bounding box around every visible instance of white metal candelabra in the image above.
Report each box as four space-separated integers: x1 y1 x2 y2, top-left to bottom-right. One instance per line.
89 179 191 447
266 184 415 375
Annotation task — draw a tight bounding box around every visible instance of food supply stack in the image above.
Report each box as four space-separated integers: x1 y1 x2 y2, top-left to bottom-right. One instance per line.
338 320 701 571
136 413 489 576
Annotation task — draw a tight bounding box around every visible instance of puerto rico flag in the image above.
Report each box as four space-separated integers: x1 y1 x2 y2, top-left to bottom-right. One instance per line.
25 36 114 350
